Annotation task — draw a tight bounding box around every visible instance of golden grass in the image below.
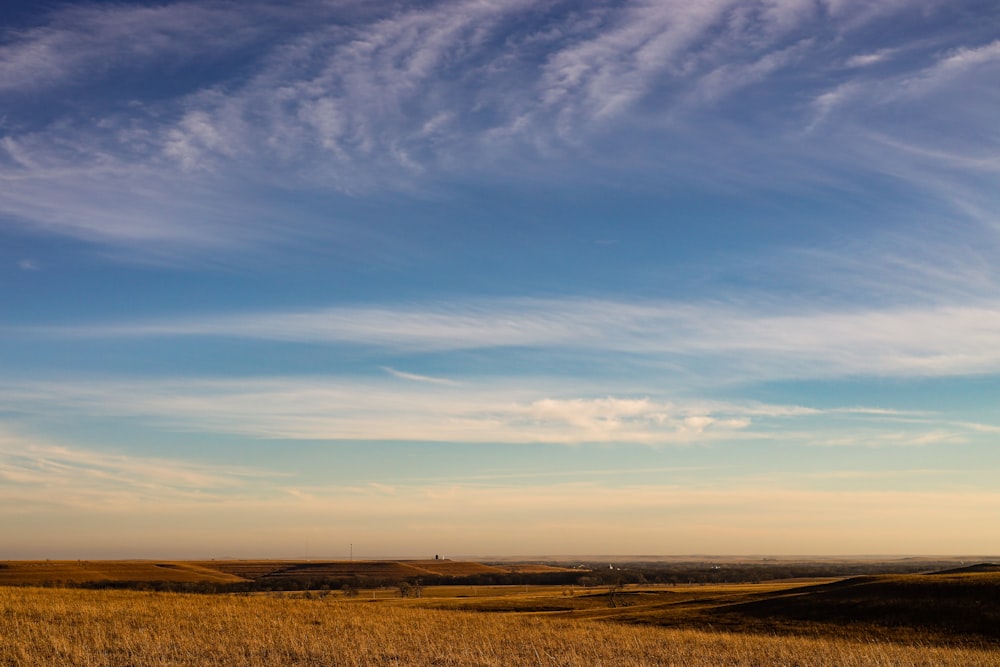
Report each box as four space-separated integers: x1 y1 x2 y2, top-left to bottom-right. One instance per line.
3 586 998 667
399 560 510 577
497 564 581 574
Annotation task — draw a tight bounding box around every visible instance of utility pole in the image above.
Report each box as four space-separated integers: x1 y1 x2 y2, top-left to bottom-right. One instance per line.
350 543 353 561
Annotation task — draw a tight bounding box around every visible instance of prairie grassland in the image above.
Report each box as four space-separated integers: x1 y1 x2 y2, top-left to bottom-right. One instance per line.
2 586 998 667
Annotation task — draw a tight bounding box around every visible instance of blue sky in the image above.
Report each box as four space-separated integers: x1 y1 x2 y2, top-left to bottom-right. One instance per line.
2 0 1000 558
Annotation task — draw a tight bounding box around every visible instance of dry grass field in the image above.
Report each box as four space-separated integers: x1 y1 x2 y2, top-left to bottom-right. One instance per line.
4 561 999 666
3 585 999 667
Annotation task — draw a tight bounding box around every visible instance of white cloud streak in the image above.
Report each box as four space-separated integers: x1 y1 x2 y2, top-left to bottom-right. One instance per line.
0 376 977 446
381 366 461 385
0 378 761 444
0 425 278 512
844 48 898 68
29 296 1000 379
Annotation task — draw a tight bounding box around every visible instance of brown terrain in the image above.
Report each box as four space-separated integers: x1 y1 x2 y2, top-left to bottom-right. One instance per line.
0 558 577 586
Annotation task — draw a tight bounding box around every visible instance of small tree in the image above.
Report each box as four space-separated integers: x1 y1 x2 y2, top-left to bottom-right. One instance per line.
606 577 625 608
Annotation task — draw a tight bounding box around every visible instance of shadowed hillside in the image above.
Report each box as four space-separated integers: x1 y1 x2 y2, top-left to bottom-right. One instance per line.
637 572 1000 645
0 559 552 589
0 561 245 586
928 562 1000 575
192 559 509 581
421 572 1000 646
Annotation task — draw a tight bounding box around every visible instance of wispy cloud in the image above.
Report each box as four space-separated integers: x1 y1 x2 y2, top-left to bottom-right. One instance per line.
26 296 1000 379
0 425 278 512
381 366 460 385
803 30 1000 232
844 48 898 68
3 0 998 559
0 0 992 259
0 1 319 94
0 376 982 447
0 378 760 444
813 430 968 448
903 38 1000 94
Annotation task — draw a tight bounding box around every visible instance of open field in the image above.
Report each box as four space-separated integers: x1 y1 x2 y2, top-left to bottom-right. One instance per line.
3 585 1000 667
3 563 1000 666
4 560 999 665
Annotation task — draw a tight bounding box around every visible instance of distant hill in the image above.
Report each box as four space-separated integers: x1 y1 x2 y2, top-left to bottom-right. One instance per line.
190 559 509 581
928 562 1000 575
0 561 245 586
0 558 557 587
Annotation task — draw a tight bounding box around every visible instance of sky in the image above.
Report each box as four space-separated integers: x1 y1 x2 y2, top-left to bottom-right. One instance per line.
1 0 1000 559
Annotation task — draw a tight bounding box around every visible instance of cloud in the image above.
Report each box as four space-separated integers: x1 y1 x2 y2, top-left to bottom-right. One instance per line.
0 157 265 251
0 377 762 444
844 48 898 68
0 375 982 447
148 0 542 176
0 424 278 512
381 366 461 385
814 430 968 448
962 421 1000 434
538 1 735 121
26 296 1000 380
904 38 1000 94
803 31 1000 226
0 1 311 94
0 0 992 259
17 259 38 271
508 397 753 439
